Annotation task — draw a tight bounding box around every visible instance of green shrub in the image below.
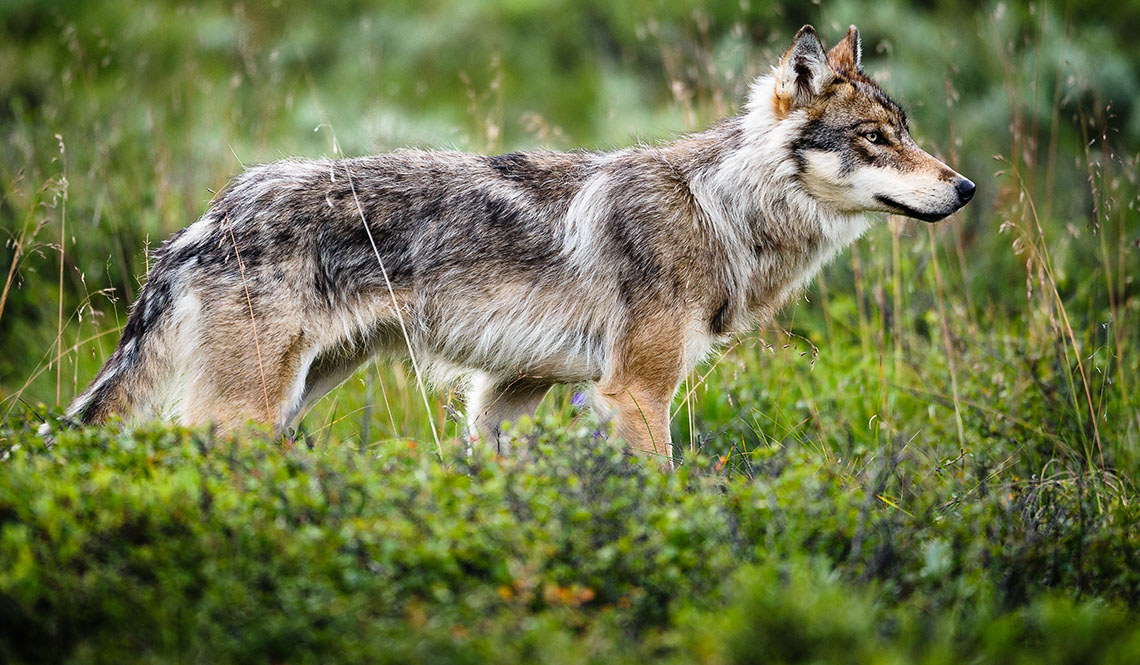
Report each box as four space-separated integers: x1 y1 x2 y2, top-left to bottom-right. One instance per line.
2 415 1139 663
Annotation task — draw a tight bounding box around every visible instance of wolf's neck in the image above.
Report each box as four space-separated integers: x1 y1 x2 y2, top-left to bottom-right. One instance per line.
677 77 870 324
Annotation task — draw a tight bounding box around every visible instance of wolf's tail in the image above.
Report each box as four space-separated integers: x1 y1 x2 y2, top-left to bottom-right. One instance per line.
66 274 175 426
67 344 141 425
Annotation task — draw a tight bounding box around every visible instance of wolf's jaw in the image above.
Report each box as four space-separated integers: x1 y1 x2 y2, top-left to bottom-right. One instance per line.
873 195 952 223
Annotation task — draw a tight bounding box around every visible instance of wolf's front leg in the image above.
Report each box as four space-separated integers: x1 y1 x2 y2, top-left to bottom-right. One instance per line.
597 326 684 469
596 385 675 468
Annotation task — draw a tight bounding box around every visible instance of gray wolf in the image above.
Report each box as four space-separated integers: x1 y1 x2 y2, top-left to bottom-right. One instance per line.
66 25 974 464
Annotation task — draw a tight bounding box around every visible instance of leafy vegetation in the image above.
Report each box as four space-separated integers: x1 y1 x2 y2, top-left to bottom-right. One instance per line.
2 0 1138 662
2 419 1139 664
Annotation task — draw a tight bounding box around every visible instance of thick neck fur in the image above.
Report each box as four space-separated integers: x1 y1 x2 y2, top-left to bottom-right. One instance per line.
663 75 870 330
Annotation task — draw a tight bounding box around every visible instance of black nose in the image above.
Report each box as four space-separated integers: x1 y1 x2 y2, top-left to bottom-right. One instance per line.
956 178 976 204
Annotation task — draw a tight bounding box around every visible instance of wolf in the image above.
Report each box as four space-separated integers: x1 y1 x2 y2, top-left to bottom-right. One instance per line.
66 25 974 464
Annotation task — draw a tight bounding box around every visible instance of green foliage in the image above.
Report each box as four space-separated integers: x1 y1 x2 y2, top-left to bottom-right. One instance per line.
684 556 1140 665
1 418 1139 663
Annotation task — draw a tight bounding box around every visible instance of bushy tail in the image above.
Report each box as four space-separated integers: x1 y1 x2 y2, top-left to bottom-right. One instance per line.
66 275 174 426
67 345 140 425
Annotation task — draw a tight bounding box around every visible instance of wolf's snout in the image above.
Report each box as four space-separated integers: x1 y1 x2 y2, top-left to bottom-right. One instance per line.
955 178 976 205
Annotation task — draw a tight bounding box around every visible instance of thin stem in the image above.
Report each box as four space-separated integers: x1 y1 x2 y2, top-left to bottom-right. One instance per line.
223 209 274 424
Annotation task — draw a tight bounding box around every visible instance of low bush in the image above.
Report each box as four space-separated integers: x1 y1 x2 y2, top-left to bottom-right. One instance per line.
2 414 1138 663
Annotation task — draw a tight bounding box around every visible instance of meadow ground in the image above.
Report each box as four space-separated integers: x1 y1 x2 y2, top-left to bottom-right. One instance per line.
2 2 1139 662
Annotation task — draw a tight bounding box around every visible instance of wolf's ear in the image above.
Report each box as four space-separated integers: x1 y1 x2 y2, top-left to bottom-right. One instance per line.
827 25 862 73
774 25 834 118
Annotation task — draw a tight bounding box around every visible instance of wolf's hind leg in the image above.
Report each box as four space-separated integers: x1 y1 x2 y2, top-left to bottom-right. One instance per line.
466 374 551 454
285 341 386 432
179 312 309 434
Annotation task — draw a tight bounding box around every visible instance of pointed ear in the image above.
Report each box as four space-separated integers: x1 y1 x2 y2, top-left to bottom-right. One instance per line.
774 25 834 118
827 25 862 73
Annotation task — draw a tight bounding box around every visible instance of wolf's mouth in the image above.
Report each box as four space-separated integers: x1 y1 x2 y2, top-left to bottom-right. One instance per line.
874 195 952 223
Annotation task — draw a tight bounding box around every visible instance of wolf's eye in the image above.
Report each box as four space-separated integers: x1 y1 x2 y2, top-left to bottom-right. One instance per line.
863 131 886 145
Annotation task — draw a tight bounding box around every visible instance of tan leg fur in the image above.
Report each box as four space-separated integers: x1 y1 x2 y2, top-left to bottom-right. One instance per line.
596 318 684 468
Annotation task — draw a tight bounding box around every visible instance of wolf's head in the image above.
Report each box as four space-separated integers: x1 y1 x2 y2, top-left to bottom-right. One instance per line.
768 25 974 223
